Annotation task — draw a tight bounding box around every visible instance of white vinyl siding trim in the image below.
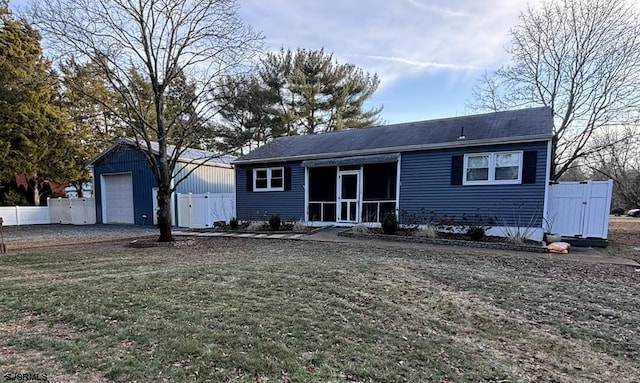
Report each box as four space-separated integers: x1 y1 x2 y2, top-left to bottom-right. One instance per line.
253 167 285 192
463 151 523 185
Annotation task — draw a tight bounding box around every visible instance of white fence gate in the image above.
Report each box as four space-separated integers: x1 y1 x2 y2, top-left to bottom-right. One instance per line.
547 180 613 239
176 193 235 229
48 198 96 225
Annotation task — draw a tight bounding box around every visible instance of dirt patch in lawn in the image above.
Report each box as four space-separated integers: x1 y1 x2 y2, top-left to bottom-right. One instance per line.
603 216 640 262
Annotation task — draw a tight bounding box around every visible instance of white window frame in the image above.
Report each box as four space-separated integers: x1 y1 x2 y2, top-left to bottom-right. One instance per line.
463 151 523 185
253 167 285 192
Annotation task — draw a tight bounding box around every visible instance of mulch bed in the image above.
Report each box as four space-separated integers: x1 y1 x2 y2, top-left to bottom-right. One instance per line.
128 238 196 248
341 228 547 253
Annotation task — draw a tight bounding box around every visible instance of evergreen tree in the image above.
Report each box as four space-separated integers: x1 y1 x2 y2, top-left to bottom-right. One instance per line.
212 75 279 155
59 57 125 195
261 48 382 135
124 66 208 149
214 48 382 154
0 4 74 203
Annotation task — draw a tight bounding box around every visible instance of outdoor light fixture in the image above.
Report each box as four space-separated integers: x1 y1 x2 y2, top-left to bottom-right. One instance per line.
141 214 148 225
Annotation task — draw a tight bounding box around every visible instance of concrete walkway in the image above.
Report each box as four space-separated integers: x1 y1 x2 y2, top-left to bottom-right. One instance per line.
172 227 640 268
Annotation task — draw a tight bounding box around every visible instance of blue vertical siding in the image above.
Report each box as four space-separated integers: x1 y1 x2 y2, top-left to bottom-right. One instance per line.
399 141 548 227
236 162 305 221
92 146 157 225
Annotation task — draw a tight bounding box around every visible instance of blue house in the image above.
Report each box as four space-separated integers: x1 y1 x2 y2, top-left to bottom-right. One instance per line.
233 107 554 240
88 138 234 225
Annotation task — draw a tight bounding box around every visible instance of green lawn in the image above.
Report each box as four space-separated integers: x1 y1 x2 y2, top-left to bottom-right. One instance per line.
0 238 638 382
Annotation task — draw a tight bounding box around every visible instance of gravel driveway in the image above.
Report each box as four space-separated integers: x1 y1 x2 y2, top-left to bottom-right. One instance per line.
0 224 160 249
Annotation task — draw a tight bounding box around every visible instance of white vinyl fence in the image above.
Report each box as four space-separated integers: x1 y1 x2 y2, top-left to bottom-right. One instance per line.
0 198 97 226
547 180 613 239
48 198 96 225
0 206 50 226
176 193 235 229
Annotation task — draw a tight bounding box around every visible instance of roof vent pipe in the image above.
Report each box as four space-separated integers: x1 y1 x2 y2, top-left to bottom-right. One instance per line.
458 126 466 140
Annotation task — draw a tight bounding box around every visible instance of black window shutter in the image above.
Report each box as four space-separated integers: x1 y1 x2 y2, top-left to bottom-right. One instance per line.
246 169 253 191
284 167 292 190
451 155 463 185
522 151 537 184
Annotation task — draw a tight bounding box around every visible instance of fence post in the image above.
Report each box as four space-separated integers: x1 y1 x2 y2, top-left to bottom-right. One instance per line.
0 216 5 253
188 193 193 228
15 205 20 226
205 192 211 227
175 193 181 227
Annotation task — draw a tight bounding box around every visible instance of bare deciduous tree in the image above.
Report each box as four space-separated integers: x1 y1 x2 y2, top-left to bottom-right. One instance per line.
470 0 640 180
588 126 640 209
31 0 262 241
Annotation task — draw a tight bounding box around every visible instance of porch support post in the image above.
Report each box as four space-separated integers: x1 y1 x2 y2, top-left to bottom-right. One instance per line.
304 166 309 223
395 156 402 219
542 140 552 231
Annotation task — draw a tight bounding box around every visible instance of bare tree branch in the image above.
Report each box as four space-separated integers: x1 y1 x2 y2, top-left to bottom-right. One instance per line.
469 0 640 180
31 0 263 240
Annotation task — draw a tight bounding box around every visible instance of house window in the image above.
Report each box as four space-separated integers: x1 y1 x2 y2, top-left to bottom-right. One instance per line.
253 167 285 191
466 154 490 182
463 151 522 185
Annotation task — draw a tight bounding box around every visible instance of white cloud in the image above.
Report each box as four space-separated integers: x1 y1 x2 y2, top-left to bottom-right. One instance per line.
364 55 477 70
240 0 536 89
404 0 469 18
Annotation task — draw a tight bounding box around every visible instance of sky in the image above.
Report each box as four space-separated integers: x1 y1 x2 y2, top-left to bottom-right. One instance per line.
236 0 538 124
9 0 538 124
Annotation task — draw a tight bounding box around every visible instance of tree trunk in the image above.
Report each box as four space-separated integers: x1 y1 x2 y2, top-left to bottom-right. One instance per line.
76 182 84 198
156 187 174 242
28 176 40 206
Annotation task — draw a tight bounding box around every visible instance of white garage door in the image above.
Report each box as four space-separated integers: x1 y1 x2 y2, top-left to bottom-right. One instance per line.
102 173 134 224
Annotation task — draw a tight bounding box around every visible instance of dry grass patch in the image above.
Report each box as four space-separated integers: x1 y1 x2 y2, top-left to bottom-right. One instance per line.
0 237 638 382
605 216 640 262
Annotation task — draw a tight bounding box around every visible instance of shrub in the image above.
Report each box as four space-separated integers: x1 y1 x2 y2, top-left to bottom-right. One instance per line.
351 224 370 234
269 214 281 230
246 221 264 231
381 213 398 235
501 226 536 245
292 220 307 233
229 217 239 230
2 189 28 206
466 225 485 241
611 207 625 216
415 224 438 239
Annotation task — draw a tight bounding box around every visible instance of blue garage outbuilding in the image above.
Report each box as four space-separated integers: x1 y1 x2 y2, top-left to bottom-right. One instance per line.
88 139 234 225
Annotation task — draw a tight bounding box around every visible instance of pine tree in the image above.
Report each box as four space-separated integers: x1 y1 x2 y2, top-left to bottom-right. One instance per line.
59 57 125 195
212 75 279 155
214 48 382 154
261 48 382 135
0 4 74 203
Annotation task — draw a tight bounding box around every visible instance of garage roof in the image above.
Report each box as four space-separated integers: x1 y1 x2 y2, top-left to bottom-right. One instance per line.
88 138 234 167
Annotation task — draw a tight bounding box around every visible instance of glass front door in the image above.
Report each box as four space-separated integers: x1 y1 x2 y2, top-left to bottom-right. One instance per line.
338 171 360 223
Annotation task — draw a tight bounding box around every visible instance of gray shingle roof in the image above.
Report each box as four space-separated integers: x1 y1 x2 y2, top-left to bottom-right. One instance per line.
234 107 553 164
